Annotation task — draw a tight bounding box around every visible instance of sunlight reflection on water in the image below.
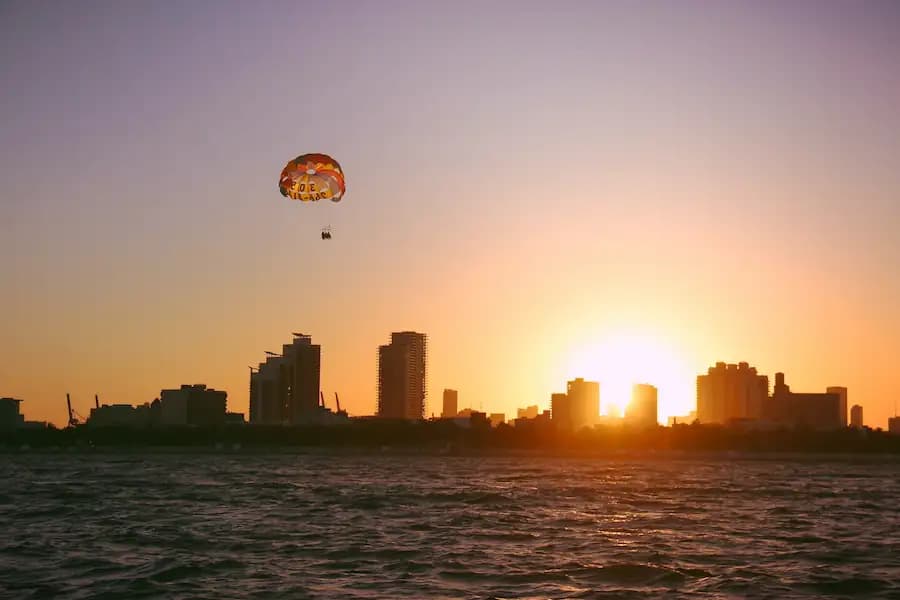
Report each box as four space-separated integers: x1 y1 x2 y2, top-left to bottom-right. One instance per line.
1 453 898 598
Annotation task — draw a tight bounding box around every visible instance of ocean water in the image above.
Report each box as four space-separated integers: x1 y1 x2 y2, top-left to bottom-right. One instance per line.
0 452 898 599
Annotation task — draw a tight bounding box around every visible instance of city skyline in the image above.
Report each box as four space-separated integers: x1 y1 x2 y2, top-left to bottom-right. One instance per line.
9 331 884 429
3 1 900 427
11 340 878 430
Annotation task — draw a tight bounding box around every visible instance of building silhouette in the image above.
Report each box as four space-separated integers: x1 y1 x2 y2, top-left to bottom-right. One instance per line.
0 398 24 430
252 354 285 424
517 405 539 420
160 384 227 426
512 408 552 430
442 389 458 418
826 386 848 428
697 362 768 424
283 334 322 422
550 392 570 428
377 331 427 420
628 383 658 427
766 373 843 430
250 333 321 425
668 411 697 426
89 401 160 427
888 416 900 435
850 404 863 428
224 411 246 424
489 413 505 427
551 379 599 430
511 405 542 427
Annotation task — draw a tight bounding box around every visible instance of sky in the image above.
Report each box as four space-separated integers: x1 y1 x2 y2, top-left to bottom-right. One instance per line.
2 0 900 427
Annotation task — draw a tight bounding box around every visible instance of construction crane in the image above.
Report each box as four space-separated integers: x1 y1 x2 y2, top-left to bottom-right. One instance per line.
66 393 84 428
264 351 280 357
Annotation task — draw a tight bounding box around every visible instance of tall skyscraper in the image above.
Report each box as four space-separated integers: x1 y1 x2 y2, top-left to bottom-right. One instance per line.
697 362 768 424
249 333 321 425
282 334 321 423
826 387 848 428
442 389 458 418
850 404 863 428
552 380 600 430
550 392 571 429
628 383 658 427
251 354 286 424
378 331 427 420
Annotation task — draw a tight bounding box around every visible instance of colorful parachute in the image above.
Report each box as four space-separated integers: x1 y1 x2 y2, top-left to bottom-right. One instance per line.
278 153 345 202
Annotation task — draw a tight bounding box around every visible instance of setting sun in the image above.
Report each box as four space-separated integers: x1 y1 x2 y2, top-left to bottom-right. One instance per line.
563 329 695 423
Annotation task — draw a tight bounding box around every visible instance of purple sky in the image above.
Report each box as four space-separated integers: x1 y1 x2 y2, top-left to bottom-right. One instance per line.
2 1 900 425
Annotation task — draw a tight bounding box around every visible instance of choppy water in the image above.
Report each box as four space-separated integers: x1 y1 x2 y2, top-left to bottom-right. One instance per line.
1 452 898 599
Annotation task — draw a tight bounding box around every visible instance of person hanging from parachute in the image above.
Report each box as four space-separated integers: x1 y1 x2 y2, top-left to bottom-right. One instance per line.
278 153 346 239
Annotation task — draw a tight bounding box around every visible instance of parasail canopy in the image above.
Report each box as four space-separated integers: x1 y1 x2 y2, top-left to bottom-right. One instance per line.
278 153 346 202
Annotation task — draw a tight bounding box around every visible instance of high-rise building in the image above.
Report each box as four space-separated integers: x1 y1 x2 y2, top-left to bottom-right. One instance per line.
850 404 863 428
550 392 571 429
888 416 900 435
489 413 505 427
697 362 768 424
442 389 458 418
566 378 600 430
628 383 658 427
252 354 287 424
282 334 322 423
249 333 321 425
377 331 427 420
826 387 848 428
766 373 843 431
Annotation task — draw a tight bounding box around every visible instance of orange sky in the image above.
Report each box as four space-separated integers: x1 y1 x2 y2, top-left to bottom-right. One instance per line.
3 2 899 428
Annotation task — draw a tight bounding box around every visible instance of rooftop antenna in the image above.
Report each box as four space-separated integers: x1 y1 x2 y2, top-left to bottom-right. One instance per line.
319 391 326 408
94 394 99 409
334 392 342 414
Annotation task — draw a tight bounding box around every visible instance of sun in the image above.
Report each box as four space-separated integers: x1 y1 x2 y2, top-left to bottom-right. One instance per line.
563 329 694 423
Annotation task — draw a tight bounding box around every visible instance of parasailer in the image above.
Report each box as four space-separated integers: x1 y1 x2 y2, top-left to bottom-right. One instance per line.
278 153 346 239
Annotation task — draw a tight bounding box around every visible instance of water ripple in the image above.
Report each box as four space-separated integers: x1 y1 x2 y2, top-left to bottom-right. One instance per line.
0 453 898 598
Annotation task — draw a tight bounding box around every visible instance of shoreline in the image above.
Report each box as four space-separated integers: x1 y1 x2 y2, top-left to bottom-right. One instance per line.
3 421 899 458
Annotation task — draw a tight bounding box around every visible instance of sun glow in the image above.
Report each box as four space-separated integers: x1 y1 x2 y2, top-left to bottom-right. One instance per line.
563 329 695 423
